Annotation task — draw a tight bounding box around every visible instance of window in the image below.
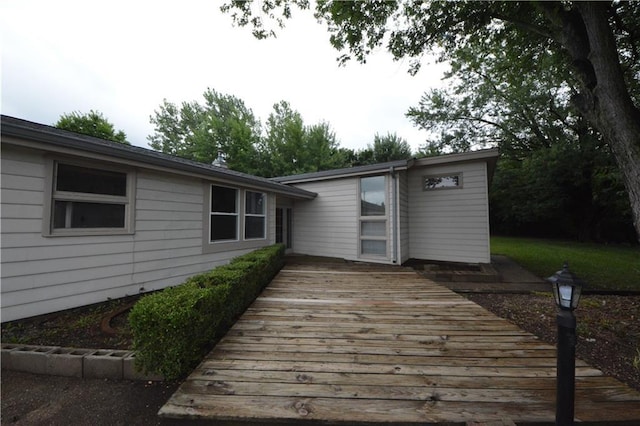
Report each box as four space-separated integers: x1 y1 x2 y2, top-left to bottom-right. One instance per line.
49 162 133 234
245 191 266 239
360 176 387 257
423 173 462 190
210 185 238 242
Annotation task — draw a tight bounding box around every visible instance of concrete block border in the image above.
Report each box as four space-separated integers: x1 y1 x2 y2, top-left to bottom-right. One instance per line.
1 343 163 381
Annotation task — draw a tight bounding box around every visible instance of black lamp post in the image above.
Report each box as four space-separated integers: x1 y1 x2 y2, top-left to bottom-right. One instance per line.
547 262 584 426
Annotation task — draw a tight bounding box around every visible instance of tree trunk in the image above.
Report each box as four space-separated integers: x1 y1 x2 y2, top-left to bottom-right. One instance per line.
561 2 640 242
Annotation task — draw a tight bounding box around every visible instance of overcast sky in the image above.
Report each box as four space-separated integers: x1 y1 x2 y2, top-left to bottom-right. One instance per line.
1 1 447 152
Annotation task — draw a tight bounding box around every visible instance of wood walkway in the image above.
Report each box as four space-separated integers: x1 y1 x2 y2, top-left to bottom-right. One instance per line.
159 262 640 425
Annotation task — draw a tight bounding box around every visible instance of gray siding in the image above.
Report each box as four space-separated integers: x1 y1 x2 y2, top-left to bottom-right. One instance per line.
407 162 490 263
290 179 359 261
1 146 275 322
398 171 410 264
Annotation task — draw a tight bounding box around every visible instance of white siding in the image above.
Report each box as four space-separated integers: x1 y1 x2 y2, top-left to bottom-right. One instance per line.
407 162 490 264
290 179 359 261
1 146 275 322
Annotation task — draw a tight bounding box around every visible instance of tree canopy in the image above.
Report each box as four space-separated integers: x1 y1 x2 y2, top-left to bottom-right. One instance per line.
222 0 640 241
148 90 390 178
354 132 413 165
148 88 261 172
55 110 129 144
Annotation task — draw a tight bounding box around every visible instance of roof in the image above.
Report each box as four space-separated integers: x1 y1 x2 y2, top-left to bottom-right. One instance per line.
272 159 411 184
0 115 316 200
273 148 500 184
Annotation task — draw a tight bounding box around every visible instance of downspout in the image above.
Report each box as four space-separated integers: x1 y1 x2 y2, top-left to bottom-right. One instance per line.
390 166 398 264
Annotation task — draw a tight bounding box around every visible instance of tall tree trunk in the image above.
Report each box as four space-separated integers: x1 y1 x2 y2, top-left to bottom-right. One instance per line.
557 2 640 241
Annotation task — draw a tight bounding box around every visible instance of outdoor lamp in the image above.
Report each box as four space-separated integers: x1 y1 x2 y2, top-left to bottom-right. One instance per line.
546 262 585 426
548 262 584 310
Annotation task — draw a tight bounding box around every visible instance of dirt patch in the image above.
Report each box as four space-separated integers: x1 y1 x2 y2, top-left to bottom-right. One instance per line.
1 295 141 350
466 293 640 391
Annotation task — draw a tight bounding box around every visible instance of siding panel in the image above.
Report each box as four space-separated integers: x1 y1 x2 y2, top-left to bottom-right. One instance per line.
1 145 276 321
408 162 490 263
290 179 359 261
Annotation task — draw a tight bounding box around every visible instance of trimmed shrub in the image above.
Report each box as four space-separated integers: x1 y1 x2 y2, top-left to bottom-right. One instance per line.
129 244 285 380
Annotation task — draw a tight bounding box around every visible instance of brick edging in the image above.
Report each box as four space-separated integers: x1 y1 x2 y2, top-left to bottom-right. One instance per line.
1 343 163 381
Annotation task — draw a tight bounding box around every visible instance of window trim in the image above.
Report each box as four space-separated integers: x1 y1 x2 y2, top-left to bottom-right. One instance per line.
358 175 389 259
209 184 240 243
202 183 270 254
244 190 267 240
43 158 136 237
422 172 463 191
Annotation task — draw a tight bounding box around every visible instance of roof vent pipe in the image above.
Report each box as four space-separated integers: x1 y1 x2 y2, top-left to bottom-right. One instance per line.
212 150 228 168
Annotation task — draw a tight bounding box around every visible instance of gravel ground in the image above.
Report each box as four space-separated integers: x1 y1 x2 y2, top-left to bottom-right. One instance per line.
466 293 640 391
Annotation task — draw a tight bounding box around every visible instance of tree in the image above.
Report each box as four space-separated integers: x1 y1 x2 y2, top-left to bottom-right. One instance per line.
406 20 633 241
257 101 352 177
222 1 640 240
148 88 261 173
354 132 413 165
55 110 129 144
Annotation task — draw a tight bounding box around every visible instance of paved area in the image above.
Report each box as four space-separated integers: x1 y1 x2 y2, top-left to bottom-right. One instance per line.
160 262 640 425
440 255 550 293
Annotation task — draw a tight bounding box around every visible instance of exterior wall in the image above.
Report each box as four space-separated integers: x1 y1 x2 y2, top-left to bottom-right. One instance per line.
397 171 411 264
1 145 275 322
290 179 359 261
407 161 490 264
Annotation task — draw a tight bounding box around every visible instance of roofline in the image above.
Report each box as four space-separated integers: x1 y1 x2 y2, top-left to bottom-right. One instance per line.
1 115 316 200
274 148 500 185
411 148 499 167
273 159 411 184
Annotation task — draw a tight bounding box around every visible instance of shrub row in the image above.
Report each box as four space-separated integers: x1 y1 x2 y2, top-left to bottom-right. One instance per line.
129 244 285 380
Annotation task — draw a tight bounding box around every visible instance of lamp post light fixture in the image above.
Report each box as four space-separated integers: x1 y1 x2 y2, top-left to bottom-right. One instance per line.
547 262 585 426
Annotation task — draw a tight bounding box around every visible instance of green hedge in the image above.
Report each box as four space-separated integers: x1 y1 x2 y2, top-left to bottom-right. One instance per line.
129 244 285 379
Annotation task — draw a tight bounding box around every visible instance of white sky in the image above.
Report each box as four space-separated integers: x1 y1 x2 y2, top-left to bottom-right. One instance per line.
1 0 447 152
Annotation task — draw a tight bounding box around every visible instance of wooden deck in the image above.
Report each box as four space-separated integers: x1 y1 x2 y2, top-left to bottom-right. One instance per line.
160 262 640 425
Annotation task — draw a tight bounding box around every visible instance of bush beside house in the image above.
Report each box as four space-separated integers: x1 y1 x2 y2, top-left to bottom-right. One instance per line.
129 244 285 380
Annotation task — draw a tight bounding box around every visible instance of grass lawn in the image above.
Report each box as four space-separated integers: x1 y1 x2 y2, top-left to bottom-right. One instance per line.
491 236 640 291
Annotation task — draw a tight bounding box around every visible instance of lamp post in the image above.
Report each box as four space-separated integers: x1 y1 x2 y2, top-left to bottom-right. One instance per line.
547 262 584 426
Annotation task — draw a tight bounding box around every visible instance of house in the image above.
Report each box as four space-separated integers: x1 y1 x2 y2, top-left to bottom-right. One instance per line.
1 115 498 321
274 149 498 266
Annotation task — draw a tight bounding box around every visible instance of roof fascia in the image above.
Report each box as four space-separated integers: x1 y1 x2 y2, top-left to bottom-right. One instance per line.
410 148 499 168
274 161 410 184
2 116 316 200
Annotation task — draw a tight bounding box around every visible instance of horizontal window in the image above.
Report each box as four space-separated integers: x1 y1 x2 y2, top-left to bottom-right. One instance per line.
423 173 462 190
360 220 386 237
361 239 387 256
47 162 134 235
54 201 125 229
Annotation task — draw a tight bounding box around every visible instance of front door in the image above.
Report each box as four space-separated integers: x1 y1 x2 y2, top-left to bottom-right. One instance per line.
276 207 293 249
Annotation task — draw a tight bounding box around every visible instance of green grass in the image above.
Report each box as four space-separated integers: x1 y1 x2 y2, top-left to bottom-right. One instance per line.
491 236 640 291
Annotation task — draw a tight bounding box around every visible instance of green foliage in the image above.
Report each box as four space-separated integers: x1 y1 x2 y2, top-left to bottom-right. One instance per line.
491 236 640 291
256 101 353 177
55 110 129 144
129 244 285 380
149 93 355 178
353 132 413 165
148 88 261 172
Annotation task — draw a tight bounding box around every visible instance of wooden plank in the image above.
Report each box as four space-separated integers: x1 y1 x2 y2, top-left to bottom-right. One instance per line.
160 264 640 425
189 369 626 390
